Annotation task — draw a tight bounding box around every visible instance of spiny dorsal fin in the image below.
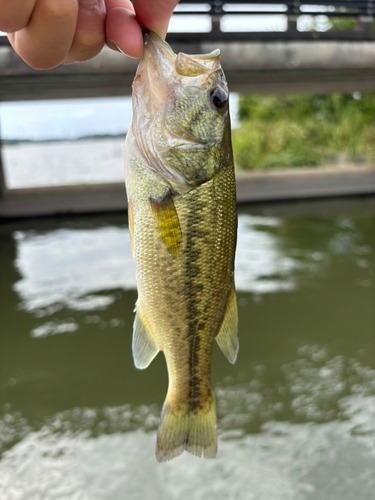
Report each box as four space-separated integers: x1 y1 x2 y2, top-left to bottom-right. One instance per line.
215 283 239 364
132 303 159 369
149 191 182 255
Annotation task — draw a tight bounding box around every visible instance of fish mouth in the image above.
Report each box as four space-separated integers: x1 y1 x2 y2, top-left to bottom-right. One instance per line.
132 31 177 114
139 30 222 89
143 30 176 70
143 30 221 77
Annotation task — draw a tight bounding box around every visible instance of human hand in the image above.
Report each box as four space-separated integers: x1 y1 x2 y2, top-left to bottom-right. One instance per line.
0 0 178 70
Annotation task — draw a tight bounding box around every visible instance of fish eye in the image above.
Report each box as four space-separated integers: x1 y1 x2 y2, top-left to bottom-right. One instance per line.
209 88 228 110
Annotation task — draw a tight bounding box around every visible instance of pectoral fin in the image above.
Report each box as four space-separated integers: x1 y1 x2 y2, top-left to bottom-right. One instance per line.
215 284 239 364
150 191 182 255
132 303 159 369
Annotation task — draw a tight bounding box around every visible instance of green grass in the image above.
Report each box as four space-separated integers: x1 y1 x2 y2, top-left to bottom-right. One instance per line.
232 93 375 171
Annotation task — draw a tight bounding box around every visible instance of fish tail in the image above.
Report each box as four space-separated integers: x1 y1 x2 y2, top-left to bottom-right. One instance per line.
156 390 217 462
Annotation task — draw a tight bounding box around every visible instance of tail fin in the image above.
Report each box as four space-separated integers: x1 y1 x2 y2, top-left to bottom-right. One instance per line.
156 393 217 462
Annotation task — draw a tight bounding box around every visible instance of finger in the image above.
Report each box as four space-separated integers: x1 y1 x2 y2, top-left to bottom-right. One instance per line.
8 0 79 70
0 0 36 32
105 0 143 58
132 0 178 39
105 0 134 15
63 0 106 63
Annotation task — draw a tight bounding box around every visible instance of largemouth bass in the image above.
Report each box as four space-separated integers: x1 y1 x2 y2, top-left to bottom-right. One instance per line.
124 31 238 462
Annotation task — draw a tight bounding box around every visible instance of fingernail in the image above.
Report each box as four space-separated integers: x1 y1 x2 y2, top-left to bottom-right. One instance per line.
110 40 125 55
78 0 99 6
109 40 141 59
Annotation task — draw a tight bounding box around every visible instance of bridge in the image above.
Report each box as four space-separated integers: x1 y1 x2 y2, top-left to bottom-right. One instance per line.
1 1 375 216
1 1 375 101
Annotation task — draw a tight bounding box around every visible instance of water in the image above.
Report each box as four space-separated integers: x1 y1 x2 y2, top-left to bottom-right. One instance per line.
0 198 375 499
3 139 125 189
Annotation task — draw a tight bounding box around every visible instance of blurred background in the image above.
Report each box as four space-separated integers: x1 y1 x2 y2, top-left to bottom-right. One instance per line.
1 2 375 499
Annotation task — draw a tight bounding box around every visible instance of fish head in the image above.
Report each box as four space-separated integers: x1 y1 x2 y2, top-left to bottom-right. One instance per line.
131 31 231 191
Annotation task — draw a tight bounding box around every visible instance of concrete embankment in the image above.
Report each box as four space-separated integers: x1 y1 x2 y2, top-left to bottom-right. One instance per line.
0 166 374 219
235 166 375 203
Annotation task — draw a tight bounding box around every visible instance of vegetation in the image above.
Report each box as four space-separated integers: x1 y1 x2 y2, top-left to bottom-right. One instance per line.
299 14 356 33
232 93 375 171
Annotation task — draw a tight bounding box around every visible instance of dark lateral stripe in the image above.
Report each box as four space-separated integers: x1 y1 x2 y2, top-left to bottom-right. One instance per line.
183 190 209 409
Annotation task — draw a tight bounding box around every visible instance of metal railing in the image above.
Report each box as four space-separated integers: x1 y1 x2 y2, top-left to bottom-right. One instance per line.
177 0 374 16
170 0 375 41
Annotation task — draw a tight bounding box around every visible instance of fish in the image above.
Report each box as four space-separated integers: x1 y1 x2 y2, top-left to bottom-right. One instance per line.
124 30 238 462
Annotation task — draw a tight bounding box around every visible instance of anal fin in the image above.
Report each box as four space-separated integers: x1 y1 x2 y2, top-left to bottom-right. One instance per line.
132 303 159 369
215 283 239 364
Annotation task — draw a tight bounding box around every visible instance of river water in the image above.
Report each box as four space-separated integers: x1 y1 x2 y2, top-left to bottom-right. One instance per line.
0 198 374 499
2 139 125 189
